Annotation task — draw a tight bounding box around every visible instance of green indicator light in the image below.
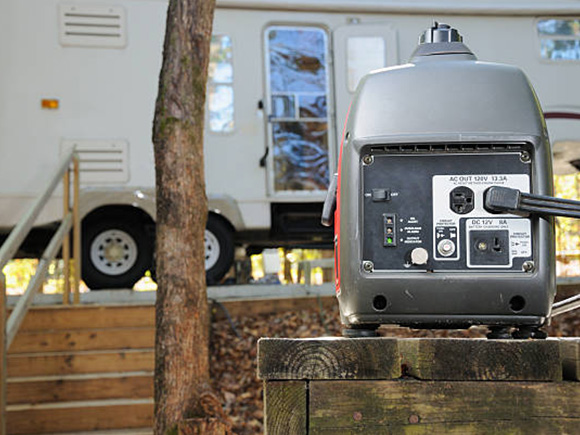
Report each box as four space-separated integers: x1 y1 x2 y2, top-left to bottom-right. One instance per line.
387 237 393 244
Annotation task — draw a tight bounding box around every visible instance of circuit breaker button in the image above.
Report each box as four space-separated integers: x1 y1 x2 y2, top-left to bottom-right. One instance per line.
372 188 391 202
437 239 456 257
410 247 429 265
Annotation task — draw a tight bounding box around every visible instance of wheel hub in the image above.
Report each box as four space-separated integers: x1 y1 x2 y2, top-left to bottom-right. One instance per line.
205 229 221 270
90 229 138 276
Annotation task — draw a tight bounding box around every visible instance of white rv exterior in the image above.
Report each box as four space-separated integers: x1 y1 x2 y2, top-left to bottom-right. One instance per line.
1 0 580 288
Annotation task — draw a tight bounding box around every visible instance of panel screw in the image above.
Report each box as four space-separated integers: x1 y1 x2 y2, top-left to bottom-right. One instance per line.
409 414 420 424
362 155 374 165
520 151 531 163
353 411 363 421
522 261 535 272
362 261 374 272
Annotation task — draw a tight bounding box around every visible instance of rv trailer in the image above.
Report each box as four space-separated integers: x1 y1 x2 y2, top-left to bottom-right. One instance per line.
1 0 580 288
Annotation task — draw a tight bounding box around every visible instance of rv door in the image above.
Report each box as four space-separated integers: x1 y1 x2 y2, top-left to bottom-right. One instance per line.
263 25 334 199
333 23 399 141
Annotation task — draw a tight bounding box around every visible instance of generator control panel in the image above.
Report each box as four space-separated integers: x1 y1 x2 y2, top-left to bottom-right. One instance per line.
362 147 533 272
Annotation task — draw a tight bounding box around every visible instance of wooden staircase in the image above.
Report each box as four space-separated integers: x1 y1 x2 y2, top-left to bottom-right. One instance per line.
6 305 155 434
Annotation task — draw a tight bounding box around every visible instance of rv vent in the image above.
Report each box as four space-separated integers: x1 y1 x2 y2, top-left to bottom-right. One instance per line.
59 4 127 48
61 140 129 184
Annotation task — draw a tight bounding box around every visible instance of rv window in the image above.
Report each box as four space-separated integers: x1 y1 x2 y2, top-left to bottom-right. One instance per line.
266 26 331 192
347 37 386 92
208 35 234 132
537 19 580 60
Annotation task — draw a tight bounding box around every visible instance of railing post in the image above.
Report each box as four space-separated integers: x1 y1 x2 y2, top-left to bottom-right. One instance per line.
73 154 81 304
0 272 7 435
62 166 71 305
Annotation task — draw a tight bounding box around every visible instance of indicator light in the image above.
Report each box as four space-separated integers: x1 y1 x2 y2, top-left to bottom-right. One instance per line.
41 99 59 110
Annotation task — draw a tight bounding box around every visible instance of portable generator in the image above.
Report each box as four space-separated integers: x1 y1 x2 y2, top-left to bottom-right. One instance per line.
322 23 571 338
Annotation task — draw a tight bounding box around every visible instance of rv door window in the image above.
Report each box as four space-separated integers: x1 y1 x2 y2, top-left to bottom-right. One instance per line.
537 19 580 60
265 26 330 192
208 35 234 132
347 37 386 91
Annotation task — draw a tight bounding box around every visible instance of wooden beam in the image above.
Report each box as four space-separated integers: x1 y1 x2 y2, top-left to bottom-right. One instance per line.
7 349 154 377
264 381 307 435
6 399 153 435
72 154 81 305
309 380 580 433
9 327 154 354
7 372 153 405
559 338 580 381
62 167 70 306
399 338 562 381
258 338 400 380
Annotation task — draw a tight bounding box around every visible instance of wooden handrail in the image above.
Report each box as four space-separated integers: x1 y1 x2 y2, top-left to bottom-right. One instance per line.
6 215 72 348
0 149 76 270
0 149 80 435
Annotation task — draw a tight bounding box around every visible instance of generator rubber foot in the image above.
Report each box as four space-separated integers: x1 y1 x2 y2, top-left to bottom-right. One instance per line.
342 325 379 338
512 326 548 339
486 326 513 340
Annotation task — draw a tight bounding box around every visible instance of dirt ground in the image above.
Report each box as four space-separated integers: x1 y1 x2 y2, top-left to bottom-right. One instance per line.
209 294 580 434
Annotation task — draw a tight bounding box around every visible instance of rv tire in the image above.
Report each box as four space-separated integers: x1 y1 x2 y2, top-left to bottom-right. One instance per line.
205 215 235 285
82 218 153 290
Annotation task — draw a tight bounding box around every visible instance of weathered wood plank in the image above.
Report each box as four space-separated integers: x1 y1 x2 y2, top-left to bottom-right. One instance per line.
264 381 307 435
6 400 153 435
399 338 562 381
309 380 580 433
310 419 580 434
7 350 154 377
9 327 155 354
559 338 580 381
258 338 400 380
7 373 153 405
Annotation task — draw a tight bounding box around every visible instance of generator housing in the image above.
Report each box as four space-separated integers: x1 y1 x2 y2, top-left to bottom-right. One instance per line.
335 25 556 330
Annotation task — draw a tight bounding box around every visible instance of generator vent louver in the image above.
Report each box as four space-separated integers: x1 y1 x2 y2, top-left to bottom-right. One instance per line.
59 4 127 48
61 140 129 184
370 143 527 154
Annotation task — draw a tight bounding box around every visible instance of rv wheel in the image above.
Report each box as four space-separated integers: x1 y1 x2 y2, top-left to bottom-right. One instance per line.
82 219 153 290
205 215 235 285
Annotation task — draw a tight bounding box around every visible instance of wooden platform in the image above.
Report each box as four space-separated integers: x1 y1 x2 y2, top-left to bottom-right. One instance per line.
258 337 580 434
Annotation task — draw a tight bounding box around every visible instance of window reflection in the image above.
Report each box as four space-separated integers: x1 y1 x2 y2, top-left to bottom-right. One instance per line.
208 35 234 132
273 122 329 191
266 27 330 192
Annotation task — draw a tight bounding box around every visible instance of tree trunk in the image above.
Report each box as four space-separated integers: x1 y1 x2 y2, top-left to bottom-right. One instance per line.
152 0 223 434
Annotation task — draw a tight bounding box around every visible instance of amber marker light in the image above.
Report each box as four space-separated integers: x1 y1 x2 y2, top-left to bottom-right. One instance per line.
41 99 59 109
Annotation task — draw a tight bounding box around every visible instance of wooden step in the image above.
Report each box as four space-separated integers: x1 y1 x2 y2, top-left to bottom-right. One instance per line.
6 399 153 435
9 327 155 354
7 372 153 405
15 305 155 332
7 349 154 377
